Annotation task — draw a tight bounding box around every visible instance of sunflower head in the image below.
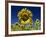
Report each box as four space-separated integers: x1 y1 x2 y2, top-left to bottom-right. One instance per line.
17 8 33 25
18 8 32 21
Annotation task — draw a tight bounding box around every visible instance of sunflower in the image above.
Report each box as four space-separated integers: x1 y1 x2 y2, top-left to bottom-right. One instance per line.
17 8 33 25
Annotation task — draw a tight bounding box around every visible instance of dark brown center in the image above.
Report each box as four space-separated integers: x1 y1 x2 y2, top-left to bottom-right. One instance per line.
22 15 29 21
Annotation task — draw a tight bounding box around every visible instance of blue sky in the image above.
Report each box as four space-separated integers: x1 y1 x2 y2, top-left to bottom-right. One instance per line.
11 6 41 24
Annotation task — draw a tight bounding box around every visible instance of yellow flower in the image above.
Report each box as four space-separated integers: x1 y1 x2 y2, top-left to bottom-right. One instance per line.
21 18 32 25
17 8 33 25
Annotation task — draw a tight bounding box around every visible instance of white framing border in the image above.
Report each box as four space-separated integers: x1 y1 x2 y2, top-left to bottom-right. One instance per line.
8 3 43 34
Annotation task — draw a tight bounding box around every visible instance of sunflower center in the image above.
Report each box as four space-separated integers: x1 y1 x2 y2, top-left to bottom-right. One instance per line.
22 15 29 21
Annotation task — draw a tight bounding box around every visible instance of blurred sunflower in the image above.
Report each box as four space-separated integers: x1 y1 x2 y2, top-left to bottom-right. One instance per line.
11 8 41 31
17 8 33 25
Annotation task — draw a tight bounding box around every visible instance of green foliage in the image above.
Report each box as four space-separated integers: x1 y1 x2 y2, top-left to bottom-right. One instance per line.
11 19 40 31
34 19 40 30
24 25 32 30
